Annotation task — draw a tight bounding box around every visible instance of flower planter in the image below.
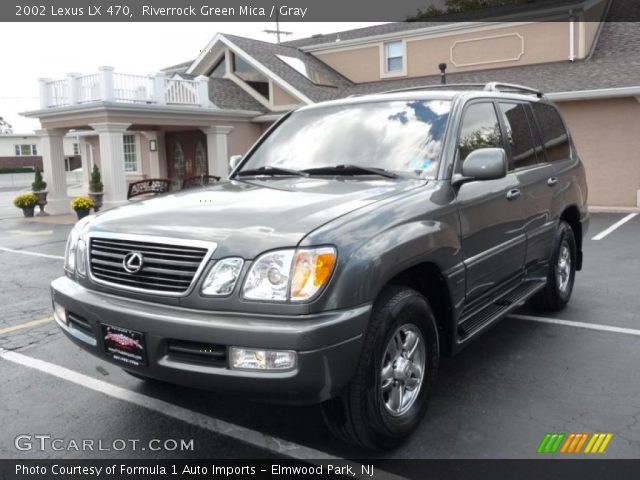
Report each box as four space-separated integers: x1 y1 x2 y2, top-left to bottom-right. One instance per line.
33 190 49 216
74 208 91 220
22 207 35 218
89 192 104 212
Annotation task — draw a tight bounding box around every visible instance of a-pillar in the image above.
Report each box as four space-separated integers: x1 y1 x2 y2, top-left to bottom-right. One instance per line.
201 126 234 179
141 131 167 178
89 122 131 208
35 128 70 215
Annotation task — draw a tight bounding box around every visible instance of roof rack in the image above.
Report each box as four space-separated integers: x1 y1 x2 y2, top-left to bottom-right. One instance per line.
377 82 544 98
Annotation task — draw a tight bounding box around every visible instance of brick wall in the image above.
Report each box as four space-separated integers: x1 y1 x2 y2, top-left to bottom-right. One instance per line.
0 156 43 170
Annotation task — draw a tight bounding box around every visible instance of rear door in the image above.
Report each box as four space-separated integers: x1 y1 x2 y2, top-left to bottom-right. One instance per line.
455 100 527 302
497 101 557 272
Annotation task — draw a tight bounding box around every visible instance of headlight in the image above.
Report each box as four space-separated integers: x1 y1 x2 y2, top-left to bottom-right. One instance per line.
76 238 87 276
64 216 93 275
201 257 244 296
243 250 294 301
242 247 336 302
64 228 79 273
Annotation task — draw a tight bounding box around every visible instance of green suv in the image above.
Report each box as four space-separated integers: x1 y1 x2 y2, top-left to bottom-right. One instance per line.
52 83 588 450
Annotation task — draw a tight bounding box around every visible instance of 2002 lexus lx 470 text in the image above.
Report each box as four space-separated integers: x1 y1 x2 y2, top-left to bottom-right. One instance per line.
52 83 588 450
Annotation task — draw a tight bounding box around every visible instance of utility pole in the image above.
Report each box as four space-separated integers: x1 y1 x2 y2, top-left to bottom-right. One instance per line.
263 11 292 43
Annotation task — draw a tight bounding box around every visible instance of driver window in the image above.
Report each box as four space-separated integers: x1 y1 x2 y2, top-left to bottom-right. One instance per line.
456 102 504 172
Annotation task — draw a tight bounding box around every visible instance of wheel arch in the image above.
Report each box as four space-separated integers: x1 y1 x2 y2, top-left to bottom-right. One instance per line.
560 205 583 270
385 262 456 357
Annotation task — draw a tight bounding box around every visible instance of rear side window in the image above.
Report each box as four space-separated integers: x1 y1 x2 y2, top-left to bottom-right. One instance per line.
531 103 570 162
458 102 503 165
498 102 538 169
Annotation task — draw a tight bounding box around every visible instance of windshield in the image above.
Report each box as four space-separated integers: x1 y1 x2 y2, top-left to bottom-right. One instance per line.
240 99 452 178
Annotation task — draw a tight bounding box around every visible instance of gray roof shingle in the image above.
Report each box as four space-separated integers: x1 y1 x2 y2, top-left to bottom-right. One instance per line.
222 34 353 102
207 78 266 112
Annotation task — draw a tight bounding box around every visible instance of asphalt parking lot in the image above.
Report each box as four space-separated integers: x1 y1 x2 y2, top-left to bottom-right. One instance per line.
0 212 639 462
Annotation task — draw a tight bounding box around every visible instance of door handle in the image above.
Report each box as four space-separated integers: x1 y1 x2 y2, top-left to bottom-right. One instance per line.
506 188 521 201
547 177 558 187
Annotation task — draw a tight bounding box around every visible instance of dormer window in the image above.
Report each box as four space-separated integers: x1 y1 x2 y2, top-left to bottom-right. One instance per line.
231 53 270 100
384 41 404 73
210 56 226 78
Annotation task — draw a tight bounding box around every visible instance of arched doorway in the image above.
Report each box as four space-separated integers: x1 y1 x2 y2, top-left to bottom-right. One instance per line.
172 142 185 190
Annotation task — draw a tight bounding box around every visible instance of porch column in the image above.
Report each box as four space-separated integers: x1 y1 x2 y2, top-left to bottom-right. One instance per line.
141 131 167 178
35 128 70 215
89 122 131 208
78 137 91 192
201 126 234 179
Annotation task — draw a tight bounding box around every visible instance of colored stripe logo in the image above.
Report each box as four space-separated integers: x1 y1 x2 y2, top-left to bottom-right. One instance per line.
537 433 613 454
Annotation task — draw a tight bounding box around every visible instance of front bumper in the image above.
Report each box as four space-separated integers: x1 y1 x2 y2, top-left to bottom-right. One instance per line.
51 276 369 404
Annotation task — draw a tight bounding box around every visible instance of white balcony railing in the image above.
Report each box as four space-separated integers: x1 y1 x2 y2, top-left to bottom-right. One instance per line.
38 66 211 109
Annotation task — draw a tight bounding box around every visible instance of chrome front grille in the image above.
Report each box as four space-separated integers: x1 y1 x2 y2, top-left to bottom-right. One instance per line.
88 234 214 296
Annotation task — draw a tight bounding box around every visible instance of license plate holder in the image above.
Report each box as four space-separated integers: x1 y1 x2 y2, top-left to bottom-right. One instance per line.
101 324 147 367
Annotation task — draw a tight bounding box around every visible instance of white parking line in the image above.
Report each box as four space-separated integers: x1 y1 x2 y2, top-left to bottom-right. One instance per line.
591 213 638 240
510 314 640 337
0 349 406 480
0 245 63 260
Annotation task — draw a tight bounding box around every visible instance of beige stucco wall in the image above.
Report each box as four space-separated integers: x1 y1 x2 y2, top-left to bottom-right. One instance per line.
558 97 640 207
316 22 579 83
315 46 381 83
272 82 301 107
228 122 263 157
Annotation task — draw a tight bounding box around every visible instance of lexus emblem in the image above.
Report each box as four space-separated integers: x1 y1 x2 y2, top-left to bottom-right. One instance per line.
123 252 144 273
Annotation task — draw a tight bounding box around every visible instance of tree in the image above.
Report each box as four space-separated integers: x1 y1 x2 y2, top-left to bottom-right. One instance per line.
89 164 103 193
410 0 529 20
0 116 12 134
32 167 47 192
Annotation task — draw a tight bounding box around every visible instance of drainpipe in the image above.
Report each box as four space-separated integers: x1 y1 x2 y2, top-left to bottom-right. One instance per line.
569 10 576 62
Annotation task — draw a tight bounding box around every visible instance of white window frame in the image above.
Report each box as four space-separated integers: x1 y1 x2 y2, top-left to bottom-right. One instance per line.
14 144 37 156
123 134 139 174
380 40 407 78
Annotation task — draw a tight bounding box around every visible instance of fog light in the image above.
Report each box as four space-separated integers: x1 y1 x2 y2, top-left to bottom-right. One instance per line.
53 302 67 324
230 347 296 371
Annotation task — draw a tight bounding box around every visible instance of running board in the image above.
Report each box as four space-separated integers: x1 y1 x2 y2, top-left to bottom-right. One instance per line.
457 280 546 341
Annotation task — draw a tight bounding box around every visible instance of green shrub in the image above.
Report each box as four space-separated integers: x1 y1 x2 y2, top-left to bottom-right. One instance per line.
89 165 103 193
71 196 95 210
32 167 47 191
13 193 39 208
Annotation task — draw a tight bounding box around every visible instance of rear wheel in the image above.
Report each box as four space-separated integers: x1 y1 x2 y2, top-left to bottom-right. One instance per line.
321 286 439 450
531 220 576 311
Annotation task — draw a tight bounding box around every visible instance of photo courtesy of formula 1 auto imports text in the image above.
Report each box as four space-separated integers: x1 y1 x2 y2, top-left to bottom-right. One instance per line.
1 0 639 479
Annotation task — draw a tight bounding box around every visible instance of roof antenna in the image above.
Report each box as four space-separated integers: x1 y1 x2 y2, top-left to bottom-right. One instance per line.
439 63 447 85
263 11 292 44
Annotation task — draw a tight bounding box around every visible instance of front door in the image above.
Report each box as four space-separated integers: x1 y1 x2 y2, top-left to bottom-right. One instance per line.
455 101 527 303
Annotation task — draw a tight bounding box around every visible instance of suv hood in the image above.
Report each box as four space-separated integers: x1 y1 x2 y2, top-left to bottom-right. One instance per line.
88 177 425 258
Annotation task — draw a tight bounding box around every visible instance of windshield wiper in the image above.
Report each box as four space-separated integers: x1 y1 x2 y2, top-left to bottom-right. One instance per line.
235 166 308 177
303 164 398 179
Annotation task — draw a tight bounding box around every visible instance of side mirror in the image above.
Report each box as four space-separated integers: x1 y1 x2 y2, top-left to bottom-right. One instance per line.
454 148 507 186
229 155 242 171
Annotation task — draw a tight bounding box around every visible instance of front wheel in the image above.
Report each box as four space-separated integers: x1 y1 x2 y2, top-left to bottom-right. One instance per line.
531 220 577 311
321 286 439 450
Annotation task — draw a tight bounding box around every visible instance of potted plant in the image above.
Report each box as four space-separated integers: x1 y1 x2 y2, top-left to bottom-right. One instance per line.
71 196 95 220
13 193 39 218
31 167 48 216
88 164 104 212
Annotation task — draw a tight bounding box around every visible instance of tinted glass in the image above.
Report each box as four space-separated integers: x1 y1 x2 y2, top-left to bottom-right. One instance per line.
232 53 270 99
241 100 452 178
531 103 570 162
458 102 503 165
499 102 538 169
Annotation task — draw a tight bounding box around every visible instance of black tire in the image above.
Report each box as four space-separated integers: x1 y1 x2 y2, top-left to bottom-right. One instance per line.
321 286 439 451
531 220 577 311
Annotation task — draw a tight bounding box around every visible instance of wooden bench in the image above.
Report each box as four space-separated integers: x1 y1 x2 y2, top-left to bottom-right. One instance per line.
182 175 221 189
127 178 171 200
